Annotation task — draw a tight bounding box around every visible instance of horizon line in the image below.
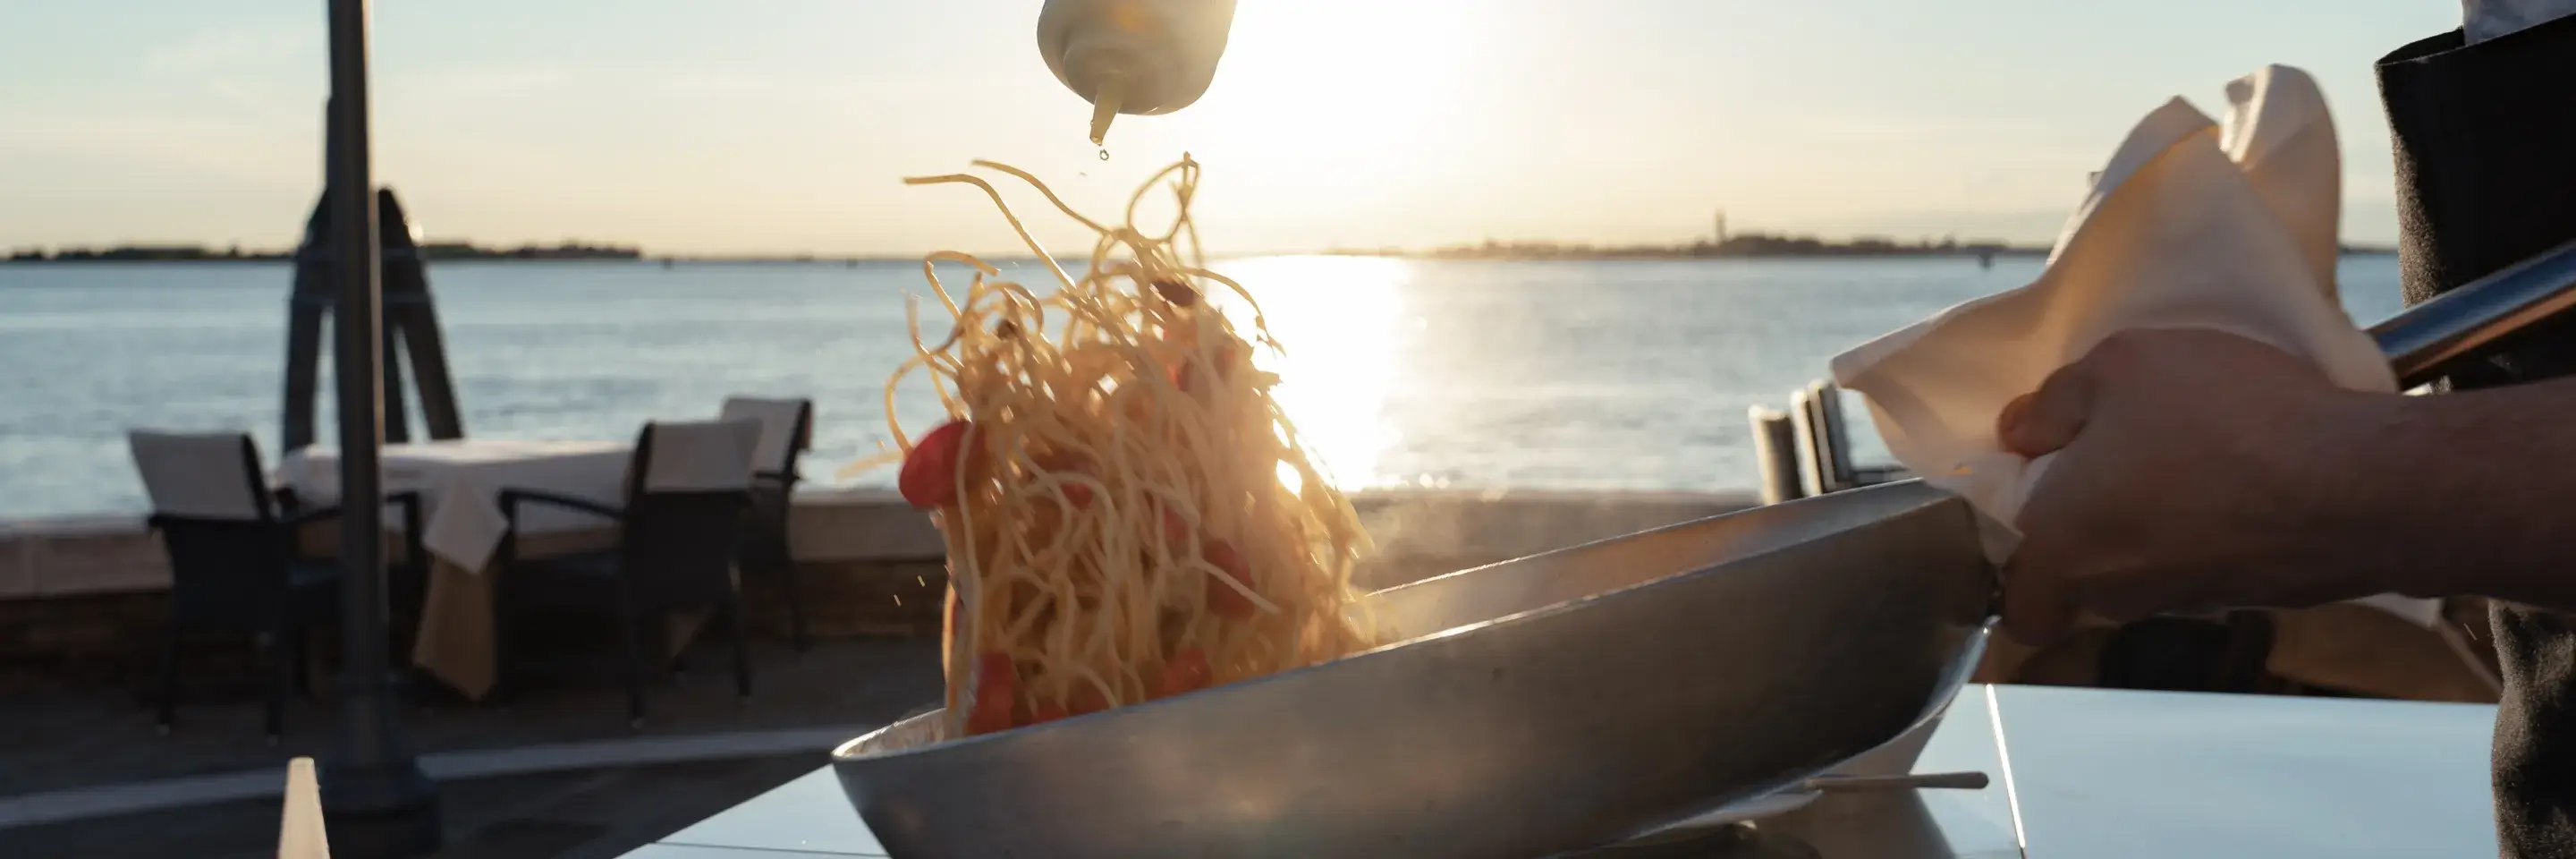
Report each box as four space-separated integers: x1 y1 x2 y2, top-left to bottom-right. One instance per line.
6 232 2075 260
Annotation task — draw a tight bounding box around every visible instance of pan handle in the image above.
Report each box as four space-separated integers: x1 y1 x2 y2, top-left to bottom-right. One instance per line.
2370 238 2576 388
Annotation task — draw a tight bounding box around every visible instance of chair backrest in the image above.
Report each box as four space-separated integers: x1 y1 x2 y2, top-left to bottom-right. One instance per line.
721 397 810 566
131 431 274 521
620 421 759 608
717 396 812 479
1811 381 1859 487
1790 381 1861 496
738 474 796 566
130 431 287 625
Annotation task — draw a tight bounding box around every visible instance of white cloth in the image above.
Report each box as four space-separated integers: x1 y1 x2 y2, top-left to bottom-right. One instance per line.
129 430 266 520
279 439 631 574
717 396 809 474
643 420 763 492
1829 66 2443 629
2466 0 2576 43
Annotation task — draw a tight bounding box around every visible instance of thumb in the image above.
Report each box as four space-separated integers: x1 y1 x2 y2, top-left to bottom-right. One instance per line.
1997 362 2097 457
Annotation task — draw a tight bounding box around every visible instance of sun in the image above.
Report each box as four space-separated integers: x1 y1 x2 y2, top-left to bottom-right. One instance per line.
1175 0 1473 166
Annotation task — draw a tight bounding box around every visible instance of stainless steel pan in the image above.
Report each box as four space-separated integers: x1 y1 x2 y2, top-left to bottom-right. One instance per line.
836 481 1992 858
832 239 2576 858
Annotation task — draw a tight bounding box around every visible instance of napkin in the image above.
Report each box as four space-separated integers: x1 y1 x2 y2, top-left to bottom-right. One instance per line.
1828 65 2441 629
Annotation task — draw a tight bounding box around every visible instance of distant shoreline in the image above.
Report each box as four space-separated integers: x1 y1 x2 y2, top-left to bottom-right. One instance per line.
4 241 642 265
1324 235 2402 261
4 242 2403 266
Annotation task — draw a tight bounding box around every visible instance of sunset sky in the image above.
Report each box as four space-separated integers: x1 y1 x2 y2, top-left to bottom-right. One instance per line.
0 0 2460 256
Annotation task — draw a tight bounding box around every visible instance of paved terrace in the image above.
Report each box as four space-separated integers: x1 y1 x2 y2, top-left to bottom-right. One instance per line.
3 637 940 859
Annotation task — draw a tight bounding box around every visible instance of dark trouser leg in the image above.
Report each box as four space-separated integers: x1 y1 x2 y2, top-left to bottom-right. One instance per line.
2379 19 2576 859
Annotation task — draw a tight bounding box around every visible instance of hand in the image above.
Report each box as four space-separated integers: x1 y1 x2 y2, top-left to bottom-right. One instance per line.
1996 329 2406 645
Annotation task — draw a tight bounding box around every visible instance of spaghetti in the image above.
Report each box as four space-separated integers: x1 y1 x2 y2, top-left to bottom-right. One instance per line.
877 156 1377 737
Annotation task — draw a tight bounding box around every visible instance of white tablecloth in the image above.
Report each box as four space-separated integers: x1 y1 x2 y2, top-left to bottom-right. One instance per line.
279 439 631 574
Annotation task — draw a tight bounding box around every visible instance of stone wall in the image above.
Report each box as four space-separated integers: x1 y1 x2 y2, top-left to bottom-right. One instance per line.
0 515 172 598
2 488 1758 684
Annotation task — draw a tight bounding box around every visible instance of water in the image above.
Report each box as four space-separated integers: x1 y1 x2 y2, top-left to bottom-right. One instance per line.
0 256 2405 520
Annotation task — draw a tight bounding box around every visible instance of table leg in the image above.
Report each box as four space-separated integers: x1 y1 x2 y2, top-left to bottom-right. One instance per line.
666 609 710 659
408 532 718 702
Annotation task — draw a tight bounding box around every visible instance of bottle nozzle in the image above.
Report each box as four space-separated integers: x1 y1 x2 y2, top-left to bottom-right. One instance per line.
1088 71 1126 146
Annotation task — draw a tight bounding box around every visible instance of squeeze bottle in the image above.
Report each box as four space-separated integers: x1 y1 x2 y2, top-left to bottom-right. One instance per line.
1037 0 1239 144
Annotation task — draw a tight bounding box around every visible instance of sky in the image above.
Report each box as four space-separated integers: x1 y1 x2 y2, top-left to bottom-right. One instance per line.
0 0 2462 256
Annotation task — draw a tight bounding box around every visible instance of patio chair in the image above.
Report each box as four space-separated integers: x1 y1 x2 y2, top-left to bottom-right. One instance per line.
495 420 759 727
130 430 423 741
720 395 814 651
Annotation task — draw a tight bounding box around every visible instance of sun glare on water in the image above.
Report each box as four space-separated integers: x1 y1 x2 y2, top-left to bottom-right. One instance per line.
1210 255 1409 492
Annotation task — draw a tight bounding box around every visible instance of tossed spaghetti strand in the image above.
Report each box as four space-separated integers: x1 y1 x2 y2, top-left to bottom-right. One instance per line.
882 157 1377 736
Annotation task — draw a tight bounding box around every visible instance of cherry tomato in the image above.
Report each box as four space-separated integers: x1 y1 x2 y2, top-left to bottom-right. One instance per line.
899 421 973 509
1204 540 1258 620
1156 648 1213 698
964 706 1013 736
1031 450 1095 509
1031 702 1069 724
1068 684 1110 716
963 651 1016 735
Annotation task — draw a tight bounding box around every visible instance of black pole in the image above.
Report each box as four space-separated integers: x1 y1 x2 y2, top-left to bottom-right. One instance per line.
319 0 440 855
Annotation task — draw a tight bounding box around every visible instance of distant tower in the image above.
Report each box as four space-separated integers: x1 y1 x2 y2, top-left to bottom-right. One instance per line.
1714 209 1729 245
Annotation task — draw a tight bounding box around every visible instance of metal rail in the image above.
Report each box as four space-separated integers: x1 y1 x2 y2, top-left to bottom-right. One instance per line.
1758 239 2576 498
2371 239 2576 388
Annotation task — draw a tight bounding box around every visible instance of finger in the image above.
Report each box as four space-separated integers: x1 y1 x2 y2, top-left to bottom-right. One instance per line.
1998 362 2096 457
1996 394 2034 443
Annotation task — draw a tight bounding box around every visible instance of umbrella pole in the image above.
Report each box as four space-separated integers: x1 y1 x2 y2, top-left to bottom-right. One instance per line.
319 0 441 855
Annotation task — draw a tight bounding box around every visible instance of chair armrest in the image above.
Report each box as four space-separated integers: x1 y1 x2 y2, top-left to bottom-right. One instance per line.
278 490 424 529
278 504 345 529
497 489 625 523
381 489 421 523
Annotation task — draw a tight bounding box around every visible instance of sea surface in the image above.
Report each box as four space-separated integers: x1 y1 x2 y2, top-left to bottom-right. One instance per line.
0 256 2407 520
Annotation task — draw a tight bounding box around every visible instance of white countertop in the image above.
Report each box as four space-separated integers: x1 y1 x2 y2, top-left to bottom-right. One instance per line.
623 685 2501 858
